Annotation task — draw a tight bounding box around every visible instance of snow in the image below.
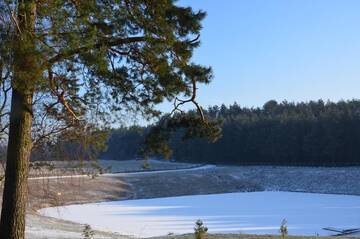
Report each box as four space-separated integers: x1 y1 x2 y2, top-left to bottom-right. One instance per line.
29 164 215 180
39 191 360 237
26 228 82 239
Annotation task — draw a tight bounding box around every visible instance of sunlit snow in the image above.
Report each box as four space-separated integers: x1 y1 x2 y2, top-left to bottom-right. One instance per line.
39 191 360 237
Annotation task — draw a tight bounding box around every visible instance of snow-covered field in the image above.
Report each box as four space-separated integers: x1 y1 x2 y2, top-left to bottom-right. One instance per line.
39 191 360 238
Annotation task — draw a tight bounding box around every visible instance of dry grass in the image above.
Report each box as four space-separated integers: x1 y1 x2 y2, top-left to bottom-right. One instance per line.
26 175 132 211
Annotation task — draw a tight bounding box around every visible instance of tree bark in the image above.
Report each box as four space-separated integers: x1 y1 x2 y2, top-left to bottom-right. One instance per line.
0 1 37 238
0 90 33 239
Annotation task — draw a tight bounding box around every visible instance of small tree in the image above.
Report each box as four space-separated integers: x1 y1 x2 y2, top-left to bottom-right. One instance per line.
194 220 208 239
142 159 150 170
280 219 288 239
82 224 95 239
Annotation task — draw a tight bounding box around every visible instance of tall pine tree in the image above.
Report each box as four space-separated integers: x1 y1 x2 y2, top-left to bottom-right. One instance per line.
0 1 212 238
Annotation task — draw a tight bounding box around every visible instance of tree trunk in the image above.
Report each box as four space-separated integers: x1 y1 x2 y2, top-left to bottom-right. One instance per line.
0 1 37 238
0 90 34 239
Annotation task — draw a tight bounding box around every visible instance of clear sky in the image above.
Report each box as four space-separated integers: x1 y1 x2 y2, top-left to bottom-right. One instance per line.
158 0 360 113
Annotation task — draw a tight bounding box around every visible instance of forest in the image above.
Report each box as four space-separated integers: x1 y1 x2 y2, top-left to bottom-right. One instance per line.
103 100 360 166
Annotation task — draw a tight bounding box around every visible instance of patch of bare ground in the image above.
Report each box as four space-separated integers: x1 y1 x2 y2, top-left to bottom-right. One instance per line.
27 175 133 211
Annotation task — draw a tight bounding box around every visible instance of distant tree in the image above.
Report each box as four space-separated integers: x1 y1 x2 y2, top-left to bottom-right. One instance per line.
0 1 214 238
263 100 278 113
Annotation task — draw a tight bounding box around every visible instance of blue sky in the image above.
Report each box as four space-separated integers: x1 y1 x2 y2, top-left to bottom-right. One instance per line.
158 0 360 113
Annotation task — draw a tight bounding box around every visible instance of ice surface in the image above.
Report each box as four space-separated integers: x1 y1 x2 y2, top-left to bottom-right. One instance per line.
39 191 360 237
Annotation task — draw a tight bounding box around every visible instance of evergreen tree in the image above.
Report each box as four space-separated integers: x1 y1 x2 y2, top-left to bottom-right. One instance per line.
0 1 212 238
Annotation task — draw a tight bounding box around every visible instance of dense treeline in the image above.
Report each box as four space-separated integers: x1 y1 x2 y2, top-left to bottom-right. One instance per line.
102 126 146 161
103 100 360 166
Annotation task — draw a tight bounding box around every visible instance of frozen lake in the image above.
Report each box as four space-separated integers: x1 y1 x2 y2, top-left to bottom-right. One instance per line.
39 191 360 237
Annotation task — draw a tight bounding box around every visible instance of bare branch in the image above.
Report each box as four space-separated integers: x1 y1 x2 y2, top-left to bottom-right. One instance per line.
170 79 206 122
32 124 72 148
46 68 79 121
188 34 200 44
10 10 21 35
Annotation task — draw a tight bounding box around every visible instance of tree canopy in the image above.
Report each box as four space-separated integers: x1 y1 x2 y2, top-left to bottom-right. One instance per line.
1 0 212 129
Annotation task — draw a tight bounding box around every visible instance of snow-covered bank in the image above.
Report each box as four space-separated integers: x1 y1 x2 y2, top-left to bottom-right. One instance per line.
39 191 360 238
28 164 215 180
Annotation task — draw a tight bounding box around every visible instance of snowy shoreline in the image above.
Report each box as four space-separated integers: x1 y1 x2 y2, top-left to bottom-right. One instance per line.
39 191 360 238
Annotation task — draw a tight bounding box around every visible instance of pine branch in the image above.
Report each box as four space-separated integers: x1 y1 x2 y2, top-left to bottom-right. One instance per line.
47 36 148 65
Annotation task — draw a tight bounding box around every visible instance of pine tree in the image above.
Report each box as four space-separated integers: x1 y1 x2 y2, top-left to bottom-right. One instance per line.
194 220 208 239
0 1 212 238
